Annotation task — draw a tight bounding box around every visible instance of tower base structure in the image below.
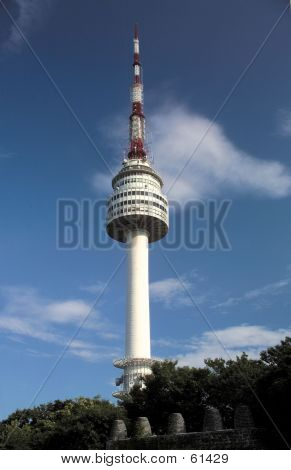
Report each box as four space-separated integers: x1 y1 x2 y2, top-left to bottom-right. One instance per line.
113 357 157 399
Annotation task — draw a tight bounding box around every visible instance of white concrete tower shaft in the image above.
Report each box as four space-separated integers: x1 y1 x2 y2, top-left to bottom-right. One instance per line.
126 229 150 359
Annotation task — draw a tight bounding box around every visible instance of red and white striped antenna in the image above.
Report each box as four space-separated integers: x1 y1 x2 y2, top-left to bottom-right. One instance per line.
128 24 147 160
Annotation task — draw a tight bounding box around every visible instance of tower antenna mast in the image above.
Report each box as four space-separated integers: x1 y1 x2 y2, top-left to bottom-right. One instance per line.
128 23 146 160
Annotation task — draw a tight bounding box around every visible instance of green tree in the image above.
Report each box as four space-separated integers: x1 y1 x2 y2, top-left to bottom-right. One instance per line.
123 354 267 432
257 337 291 448
1 337 290 449
0 396 125 450
123 360 211 433
204 353 267 427
123 339 291 448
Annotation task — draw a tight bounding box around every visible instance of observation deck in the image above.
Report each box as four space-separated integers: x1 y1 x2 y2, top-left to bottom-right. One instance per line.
106 158 169 244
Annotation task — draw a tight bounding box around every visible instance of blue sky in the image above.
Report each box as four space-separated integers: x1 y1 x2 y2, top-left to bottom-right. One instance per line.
1 0 291 419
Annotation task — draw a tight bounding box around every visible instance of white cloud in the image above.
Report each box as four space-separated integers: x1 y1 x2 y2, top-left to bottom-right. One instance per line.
68 339 121 363
150 270 213 309
0 152 14 159
244 279 289 300
152 337 191 350
0 315 59 343
2 0 55 53
69 346 120 362
0 286 96 326
150 105 291 202
0 285 118 362
150 271 291 314
277 109 291 137
45 300 92 324
150 277 192 307
215 277 291 310
178 324 291 367
95 104 291 202
80 281 106 295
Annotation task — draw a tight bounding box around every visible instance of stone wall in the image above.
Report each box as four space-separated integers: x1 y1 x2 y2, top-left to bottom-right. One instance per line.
107 405 267 450
107 428 266 450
